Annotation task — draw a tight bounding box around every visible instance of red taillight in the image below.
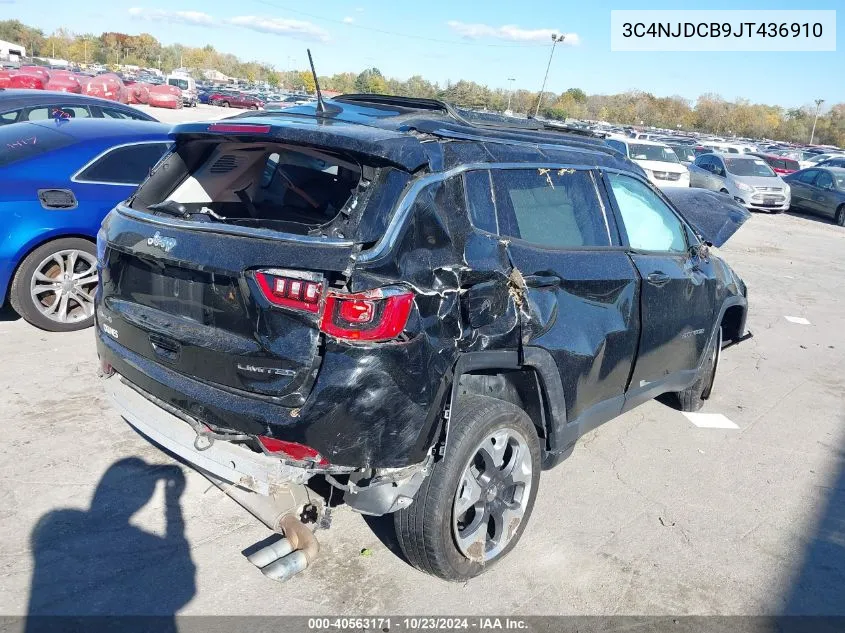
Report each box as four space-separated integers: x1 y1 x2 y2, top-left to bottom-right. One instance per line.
338 298 375 324
255 271 322 313
207 123 271 134
255 270 414 342
321 288 414 341
258 436 328 465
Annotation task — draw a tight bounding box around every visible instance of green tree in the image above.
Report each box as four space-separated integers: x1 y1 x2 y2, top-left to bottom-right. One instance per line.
0 20 46 56
355 68 388 94
563 87 587 103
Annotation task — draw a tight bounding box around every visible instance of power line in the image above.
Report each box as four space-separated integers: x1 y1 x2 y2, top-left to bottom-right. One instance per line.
250 0 552 48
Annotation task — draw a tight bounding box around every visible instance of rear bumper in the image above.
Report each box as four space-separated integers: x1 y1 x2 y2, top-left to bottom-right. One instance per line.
104 372 312 495
96 324 443 468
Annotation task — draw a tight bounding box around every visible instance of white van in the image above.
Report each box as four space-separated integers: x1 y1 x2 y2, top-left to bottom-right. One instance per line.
606 138 690 189
166 74 198 107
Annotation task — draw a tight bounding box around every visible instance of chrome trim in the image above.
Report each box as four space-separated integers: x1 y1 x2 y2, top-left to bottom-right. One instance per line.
71 141 173 187
358 161 653 263
118 160 652 258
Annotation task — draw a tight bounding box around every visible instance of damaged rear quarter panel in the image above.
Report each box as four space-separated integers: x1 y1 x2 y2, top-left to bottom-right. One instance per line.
301 175 523 467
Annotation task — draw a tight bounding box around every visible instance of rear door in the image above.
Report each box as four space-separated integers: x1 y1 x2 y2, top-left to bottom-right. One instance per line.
482 166 640 426
603 172 716 398
789 169 819 210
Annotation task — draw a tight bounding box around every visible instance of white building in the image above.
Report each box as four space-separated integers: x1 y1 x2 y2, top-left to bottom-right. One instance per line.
0 39 26 62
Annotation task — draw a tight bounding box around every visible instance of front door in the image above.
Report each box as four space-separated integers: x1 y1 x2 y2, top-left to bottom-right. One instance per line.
809 170 837 218
603 172 717 399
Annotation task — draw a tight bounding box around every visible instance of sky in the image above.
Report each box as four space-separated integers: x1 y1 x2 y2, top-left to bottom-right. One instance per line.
5 0 843 109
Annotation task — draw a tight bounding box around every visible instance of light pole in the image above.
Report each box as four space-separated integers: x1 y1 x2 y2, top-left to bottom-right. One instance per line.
506 77 516 112
534 33 565 118
810 98 825 144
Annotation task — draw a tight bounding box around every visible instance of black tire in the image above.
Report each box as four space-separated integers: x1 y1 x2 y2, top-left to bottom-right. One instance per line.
835 205 845 227
394 395 541 581
220 101 230 108
9 238 97 332
250 104 258 110
672 326 722 412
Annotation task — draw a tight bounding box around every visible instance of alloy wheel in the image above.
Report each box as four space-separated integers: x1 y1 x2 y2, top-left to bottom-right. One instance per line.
29 249 98 324
452 428 534 562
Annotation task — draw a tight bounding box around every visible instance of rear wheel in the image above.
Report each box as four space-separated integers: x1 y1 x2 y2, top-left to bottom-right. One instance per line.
672 326 722 411
835 205 845 227
394 395 541 581
9 238 97 332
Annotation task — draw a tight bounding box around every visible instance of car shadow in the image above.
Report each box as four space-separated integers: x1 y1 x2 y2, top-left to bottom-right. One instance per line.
785 210 836 226
0 304 20 322
25 457 196 632
781 430 845 618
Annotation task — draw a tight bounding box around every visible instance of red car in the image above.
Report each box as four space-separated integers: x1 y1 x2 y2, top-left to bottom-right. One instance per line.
749 152 800 176
208 91 264 109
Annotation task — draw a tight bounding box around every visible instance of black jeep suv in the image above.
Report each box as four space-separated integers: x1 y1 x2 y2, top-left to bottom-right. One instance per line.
95 95 749 581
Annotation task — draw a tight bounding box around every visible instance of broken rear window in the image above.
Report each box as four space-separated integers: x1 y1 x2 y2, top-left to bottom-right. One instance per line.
143 142 365 236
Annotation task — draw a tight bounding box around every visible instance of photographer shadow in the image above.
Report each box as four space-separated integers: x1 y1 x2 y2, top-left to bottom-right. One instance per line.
26 457 196 631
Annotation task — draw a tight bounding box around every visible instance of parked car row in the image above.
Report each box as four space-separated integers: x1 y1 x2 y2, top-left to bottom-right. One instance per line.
602 124 844 224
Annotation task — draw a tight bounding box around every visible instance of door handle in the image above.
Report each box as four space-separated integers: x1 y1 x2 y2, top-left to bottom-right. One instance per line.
523 274 562 289
149 333 181 362
646 272 671 287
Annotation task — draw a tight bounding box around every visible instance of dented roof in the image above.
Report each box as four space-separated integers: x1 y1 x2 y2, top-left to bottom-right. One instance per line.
179 94 640 175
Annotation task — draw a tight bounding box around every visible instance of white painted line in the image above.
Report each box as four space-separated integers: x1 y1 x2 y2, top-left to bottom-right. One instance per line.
785 316 811 325
683 413 740 429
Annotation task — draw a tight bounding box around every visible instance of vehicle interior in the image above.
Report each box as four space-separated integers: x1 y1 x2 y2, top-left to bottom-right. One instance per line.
152 142 362 234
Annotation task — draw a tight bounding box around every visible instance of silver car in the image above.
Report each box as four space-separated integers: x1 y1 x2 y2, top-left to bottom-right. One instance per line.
689 153 791 213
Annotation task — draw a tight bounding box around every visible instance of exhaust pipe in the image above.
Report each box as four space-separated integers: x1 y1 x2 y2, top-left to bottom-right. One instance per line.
249 514 320 582
200 470 320 582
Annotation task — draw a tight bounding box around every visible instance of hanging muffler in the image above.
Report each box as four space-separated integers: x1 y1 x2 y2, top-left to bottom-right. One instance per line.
201 470 322 582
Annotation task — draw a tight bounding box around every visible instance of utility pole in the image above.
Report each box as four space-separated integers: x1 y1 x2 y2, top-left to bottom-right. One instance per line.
810 98 825 145
506 77 516 112
534 33 565 118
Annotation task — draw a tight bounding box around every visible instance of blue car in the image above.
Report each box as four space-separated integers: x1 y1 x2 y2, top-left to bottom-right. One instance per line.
0 118 171 331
